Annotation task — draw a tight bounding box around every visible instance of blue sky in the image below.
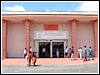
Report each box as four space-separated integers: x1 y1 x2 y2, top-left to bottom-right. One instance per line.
1 1 99 12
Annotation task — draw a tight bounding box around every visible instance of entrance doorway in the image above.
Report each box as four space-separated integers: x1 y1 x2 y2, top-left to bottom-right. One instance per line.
52 42 64 58
39 42 50 58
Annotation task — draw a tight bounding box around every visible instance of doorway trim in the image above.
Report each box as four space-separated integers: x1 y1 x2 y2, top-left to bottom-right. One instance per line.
35 39 68 58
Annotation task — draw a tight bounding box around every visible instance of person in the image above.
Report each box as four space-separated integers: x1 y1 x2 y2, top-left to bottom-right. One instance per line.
68 48 71 58
83 46 88 62
24 48 27 58
32 52 37 66
56 47 59 58
42 47 46 58
30 46 33 54
78 47 83 59
88 46 94 60
27 51 32 66
65 46 69 58
71 46 74 60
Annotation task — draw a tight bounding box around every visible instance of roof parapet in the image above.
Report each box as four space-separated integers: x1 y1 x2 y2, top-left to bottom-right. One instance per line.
2 11 98 15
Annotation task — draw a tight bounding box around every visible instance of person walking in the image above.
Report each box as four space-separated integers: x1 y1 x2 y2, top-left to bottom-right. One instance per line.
83 46 88 62
27 51 32 66
68 48 71 58
42 47 46 58
24 48 27 58
30 46 33 54
56 47 59 58
71 46 74 60
65 46 69 58
32 52 37 66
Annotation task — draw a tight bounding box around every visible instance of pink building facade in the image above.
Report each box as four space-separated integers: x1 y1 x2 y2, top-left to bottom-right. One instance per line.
2 11 98 59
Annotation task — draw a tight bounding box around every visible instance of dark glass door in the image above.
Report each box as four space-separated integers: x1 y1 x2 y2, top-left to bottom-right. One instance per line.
52 42 64 58
39 42 50 58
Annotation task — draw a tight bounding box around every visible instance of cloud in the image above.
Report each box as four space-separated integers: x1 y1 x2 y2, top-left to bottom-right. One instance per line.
76 1 99 11
45 9 50 11
4 5 26 11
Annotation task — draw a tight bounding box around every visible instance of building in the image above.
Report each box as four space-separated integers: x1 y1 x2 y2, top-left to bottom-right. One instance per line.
2 11 98 59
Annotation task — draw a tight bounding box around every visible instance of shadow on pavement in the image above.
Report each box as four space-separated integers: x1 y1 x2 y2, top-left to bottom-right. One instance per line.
27 64 41 67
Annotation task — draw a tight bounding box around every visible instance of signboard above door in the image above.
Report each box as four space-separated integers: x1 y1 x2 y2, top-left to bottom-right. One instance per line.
34 31 68 39
44 24 58 30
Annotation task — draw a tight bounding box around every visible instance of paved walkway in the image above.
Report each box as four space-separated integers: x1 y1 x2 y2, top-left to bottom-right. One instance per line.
2 58 98 66
2 64 98 73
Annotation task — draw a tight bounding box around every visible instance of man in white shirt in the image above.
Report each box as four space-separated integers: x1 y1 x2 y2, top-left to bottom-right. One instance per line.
24 48 27 58
65 46 68 58
78 47 83 59
30 46 33 54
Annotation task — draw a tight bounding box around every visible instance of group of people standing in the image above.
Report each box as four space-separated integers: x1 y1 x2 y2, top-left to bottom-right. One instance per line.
78 46 94 61
64 45 94 61
24 47 37 66
65 46 74 60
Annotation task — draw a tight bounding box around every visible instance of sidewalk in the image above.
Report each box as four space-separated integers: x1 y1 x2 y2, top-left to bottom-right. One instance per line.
2 58 98 66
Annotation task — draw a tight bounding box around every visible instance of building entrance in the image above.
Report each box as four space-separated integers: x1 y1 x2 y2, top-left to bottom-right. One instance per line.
39 42 50 58
52 42 64 58
38 42 64 58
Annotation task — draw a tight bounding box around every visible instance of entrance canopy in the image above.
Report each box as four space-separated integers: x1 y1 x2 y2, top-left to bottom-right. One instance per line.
34 31 68 40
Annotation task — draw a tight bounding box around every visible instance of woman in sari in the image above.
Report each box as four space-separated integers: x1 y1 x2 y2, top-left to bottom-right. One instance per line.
32 52 37 66
27 51 32 66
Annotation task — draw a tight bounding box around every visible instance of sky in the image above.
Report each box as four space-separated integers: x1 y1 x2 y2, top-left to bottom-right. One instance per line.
1 1 99 12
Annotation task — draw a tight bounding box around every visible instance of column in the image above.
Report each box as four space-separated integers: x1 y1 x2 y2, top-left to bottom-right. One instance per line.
91 19 98 57
69 19 78 58
23 19 33 53
2 19 9 59
50 41 52 58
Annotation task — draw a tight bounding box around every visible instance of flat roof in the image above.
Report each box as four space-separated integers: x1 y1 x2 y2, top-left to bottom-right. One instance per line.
2 11 98 15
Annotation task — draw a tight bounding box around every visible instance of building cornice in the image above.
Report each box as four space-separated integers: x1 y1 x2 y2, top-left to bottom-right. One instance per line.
2 11 98 15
